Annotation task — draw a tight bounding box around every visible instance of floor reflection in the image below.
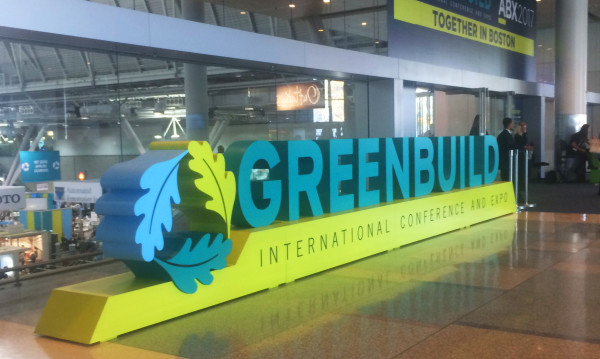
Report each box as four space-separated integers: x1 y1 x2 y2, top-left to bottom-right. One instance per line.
2 211 600 358
112 215 523 358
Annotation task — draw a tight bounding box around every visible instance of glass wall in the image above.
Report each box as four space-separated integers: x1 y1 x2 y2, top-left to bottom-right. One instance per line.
416 87 433 136
0 38 368 186
81 0 388 56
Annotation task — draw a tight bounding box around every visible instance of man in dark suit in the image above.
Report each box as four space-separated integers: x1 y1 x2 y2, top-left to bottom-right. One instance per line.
497 117 515 181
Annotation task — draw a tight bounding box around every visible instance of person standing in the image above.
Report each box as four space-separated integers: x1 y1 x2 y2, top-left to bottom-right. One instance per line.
514 122 532 152
497 117 515 181
567 124 591 182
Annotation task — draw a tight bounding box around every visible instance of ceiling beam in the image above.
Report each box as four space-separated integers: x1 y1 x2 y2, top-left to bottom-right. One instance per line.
2 41 22 89
106 53 117 75
23 91 47 115
288 19 296 40
209 3 220 26
23 45 46 82
135 57 143 72
269 17 276 36
80 51 93 79
173 0 181 18
247 12 258 33
52 48 68 79
319 5 386 20
142 0 151 12
161 0 168 16
21 45 46 81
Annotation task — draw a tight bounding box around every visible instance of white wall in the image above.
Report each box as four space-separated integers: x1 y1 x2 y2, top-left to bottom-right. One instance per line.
433 92 478 137
537 22 600 93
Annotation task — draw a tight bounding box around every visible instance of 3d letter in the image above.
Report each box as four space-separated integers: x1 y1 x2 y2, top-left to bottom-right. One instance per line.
357 138 381 207
413 137 435 197
288 141 324 220
434 136 456 192
329 139 355 213
457 136 466 189
226 141 281 228
483 135 499 184
467 136 483 187
384 138 410 201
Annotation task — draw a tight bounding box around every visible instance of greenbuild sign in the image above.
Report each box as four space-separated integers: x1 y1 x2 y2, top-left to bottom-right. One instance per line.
37 136 511 345
226 136 498 227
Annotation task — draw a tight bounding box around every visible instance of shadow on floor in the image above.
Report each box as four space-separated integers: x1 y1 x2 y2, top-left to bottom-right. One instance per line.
525 182 599 214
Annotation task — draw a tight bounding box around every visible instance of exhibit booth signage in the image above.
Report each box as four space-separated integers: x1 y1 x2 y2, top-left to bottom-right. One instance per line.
53 181 103 204
0 186 25 211
19 151 61 183
36 136 515 344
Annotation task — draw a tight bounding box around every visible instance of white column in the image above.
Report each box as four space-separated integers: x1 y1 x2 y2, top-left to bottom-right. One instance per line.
555 0 588 138
182 0 210 141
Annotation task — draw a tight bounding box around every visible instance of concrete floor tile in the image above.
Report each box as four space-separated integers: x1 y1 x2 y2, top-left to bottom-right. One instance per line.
222 315 439 359
397 325 600 359
0 321 180 359
421 262 541 290
2 211 600 358
460 270 600 341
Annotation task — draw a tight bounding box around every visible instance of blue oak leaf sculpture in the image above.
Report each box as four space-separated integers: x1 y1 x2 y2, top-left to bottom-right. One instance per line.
134 151 188 261
96 141 236 294
96 150 188 262
155 233 232 294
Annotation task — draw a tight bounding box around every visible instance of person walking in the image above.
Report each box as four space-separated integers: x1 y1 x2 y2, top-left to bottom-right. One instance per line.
497 117 515 181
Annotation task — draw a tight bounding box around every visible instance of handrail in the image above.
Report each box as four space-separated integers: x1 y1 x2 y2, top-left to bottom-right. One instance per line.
0 250 105 287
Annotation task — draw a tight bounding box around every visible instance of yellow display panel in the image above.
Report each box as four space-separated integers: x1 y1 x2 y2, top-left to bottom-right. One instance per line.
35 182 515 344
51 209 63 240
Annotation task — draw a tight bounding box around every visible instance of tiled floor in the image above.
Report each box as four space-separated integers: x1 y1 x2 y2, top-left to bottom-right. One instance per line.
2 211 600 358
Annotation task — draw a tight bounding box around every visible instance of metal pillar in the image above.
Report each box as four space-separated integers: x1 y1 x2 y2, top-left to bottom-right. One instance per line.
509 149 514 182
121 118 146 154
478 88 489 135
4 126 33 186
208 118 230 146
182 0 210 141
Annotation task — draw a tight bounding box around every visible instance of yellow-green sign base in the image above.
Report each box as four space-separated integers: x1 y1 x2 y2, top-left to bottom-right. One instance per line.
35 182 515 344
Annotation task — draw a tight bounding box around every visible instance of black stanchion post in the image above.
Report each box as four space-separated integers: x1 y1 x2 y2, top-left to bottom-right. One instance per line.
514 150 524 212
14 268 21 287
509 150 514 182
525 149 536 208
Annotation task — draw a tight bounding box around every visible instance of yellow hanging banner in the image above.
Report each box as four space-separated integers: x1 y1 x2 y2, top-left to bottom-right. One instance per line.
394 0 535 56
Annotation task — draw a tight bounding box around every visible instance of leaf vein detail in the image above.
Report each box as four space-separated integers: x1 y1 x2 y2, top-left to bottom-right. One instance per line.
148 162 180 233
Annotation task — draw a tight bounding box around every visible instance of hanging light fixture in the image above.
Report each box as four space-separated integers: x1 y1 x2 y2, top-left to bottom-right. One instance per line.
163 117 185 139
